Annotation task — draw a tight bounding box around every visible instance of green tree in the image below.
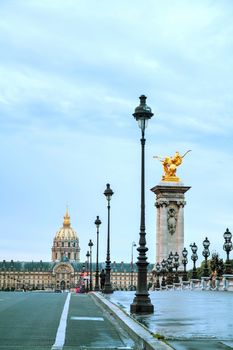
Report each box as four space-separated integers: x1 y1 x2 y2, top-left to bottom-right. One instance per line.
210 253 224 277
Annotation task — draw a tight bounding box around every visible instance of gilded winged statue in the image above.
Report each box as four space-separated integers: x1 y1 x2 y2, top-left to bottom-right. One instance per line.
153 150 191 182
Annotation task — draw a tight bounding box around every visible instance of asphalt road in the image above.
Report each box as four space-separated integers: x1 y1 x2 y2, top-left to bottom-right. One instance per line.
0 291 66 349
0 291 135 350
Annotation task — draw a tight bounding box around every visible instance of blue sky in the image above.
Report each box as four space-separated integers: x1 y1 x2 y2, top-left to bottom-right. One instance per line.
0 0 233 267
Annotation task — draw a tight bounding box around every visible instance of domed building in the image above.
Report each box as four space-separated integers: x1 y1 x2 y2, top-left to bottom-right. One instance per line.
51 208 80 262
0 209 154 291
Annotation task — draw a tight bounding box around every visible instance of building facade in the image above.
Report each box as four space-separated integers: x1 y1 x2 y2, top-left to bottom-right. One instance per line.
0 210 153 291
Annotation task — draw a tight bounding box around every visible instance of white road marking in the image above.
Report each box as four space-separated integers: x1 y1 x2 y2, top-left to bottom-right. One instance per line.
70 316 104 321
51 292 71 350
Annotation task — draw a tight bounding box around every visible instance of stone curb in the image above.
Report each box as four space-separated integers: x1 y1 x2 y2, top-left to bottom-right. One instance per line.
91 292 174 350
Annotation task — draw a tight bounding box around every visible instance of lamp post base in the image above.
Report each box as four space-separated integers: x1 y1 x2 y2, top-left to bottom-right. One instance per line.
103 283 113 294
224 263 232 275
130 295 154 314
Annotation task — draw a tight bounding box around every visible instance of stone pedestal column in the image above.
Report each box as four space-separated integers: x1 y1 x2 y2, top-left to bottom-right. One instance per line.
151 182 191 263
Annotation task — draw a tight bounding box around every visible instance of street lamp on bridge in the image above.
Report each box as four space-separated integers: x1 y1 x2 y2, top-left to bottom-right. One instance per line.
130 241 137 290
223 228 232 274
103 183 114 294
94 216 101 291
202 237 210 277
88 239 94 291
190 243 198 280
86 250 90 292
130 95 154 315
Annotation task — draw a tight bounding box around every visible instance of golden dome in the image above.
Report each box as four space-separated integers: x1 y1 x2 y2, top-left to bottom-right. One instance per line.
55 208 78 241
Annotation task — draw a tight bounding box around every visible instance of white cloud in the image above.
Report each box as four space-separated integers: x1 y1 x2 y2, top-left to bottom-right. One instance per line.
0 0 233 264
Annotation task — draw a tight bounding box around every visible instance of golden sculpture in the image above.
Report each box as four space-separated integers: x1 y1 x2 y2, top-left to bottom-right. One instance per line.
153 150 191 182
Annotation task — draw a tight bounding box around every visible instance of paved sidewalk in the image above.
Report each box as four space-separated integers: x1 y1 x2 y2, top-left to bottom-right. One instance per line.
94 292 233 350
93 293 173 350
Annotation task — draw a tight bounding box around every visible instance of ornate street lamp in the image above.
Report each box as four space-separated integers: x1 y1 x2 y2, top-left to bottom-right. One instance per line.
182 247 188 282
202 237 210 277
80 263 85 292
130 95 154 315
103 183 114 294
173 252 180 284
160 259 167 288
223 228 232 274
166 252 174 286
94 216 101 291
86 250 90 292
88 239 94 291
190 243 198 279
155 262 161 290
130 241 137 290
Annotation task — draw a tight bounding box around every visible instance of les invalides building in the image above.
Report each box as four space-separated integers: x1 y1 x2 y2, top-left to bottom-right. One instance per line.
0 209 153 291
0 210 82 291
51 208 80 263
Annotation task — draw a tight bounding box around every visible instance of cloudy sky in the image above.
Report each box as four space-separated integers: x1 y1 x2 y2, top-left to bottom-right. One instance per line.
0 0 233 267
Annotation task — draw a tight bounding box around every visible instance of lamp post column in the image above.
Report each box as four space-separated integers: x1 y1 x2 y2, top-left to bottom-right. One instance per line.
88 239 94 291
190 243 198 280
130 241 136 290
223 228 232 274
182 247 188 282
160 259 167 288
103 183 114 294
130 95 154 314
166 252 174 286
155 262 161 290
94 216 101 291
86 251 90 292
202 237 210 277
173 252 180 284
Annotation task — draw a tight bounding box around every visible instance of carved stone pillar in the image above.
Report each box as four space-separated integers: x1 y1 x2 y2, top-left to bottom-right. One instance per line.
151 183 191 263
